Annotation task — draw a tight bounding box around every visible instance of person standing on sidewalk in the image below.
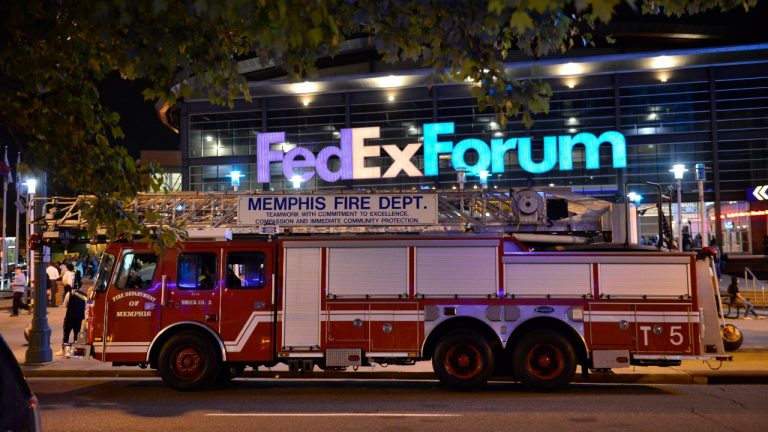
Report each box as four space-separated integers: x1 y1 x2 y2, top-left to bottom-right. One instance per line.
56 282 88 355
10 268 30 316
61 263 75 297
45 262 60 307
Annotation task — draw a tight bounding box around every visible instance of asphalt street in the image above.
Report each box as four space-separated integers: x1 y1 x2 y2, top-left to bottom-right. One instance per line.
26 378 768 432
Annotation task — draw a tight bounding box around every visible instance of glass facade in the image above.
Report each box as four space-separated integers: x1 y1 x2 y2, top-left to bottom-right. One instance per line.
181 52 768 254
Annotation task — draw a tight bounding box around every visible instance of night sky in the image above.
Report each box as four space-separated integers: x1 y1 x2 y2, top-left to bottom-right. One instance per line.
99 74 179 158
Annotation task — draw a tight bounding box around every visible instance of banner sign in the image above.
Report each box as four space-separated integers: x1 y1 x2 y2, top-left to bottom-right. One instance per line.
237 194 438 226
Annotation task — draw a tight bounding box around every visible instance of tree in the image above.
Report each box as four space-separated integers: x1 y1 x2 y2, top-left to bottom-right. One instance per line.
0 0 758 252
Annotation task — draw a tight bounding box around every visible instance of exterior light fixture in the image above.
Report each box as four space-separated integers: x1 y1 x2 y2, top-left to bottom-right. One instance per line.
478 170 489 188
205 135 213 142
627 192 643 203
291 174 303 189
670 164 687 180
670 164 688 251
228 170 243 191
290 81 320 94
650 55 675 69
373 75 407 88
559 62 584 76
24 178 37 195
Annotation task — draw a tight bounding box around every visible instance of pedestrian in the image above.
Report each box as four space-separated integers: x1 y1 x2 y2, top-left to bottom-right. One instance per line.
61 263 75 297
46 262 61 307
91 255 99 278
10 268 31 316
708 238 722 279
75 258 84 279
682 229 692 251
57 282 88 355
727 277 765 320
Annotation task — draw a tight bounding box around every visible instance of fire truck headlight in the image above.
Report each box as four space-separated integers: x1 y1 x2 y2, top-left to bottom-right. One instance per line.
567 307 584 322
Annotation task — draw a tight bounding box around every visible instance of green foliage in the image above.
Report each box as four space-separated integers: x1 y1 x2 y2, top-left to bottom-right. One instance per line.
0 0 758 252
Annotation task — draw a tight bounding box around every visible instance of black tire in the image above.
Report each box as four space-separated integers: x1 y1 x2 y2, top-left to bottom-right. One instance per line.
432 331 494 390
721 324 744 352
512 330 576 391
158 332 219 391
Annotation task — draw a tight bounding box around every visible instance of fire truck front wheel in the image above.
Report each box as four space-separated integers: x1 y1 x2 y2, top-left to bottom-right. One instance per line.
432 331 494 390
513 330 576 391
158 332 220 391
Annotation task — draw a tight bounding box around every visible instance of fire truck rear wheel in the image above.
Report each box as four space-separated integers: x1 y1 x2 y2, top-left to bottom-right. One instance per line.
158 332 220 391
513 330 576 391
433 331 494 390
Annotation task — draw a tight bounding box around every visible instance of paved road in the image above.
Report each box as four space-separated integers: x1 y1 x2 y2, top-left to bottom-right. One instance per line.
30 378 768 432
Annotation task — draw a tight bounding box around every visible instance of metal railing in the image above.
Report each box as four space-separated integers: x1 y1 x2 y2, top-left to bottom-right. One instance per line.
744 267 767 307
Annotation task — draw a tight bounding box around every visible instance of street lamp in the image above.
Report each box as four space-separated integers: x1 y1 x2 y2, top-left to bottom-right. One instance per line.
456 168 467 214
695 163 708 246
23 179 37 303
670 164 688 251
24 175 52 364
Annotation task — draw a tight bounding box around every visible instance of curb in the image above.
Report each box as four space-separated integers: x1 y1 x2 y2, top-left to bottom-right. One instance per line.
21 367 768 385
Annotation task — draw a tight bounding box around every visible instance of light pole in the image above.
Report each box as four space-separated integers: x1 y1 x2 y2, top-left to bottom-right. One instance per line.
478 170 489 222
25 179 36 276
670 164 688 251
456 168 466 214
25 175 52 364
696 163 708 246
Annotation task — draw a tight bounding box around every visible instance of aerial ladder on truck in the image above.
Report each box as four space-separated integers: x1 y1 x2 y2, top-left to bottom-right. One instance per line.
36 188 616 242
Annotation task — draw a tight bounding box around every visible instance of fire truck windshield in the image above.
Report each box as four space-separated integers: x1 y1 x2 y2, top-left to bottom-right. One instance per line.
94 253 115 293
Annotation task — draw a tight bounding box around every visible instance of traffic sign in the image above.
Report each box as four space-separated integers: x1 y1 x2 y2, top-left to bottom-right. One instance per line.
749 185 768 201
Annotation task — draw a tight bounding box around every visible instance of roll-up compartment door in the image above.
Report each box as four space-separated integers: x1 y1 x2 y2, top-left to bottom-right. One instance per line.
282 247 322 350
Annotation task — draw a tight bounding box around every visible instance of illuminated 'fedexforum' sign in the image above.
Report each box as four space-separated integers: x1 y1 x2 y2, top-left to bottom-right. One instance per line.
256 122 626 183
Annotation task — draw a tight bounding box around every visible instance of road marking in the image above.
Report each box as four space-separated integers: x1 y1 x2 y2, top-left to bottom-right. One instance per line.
206 413 461 417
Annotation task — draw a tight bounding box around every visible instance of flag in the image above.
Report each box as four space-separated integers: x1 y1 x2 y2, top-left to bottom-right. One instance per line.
0 147 11 184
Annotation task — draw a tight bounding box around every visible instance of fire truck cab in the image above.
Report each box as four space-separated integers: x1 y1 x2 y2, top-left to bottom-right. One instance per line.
87 234 728 391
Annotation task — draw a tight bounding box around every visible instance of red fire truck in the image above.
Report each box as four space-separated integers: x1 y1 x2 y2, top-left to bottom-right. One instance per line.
86 233 728 391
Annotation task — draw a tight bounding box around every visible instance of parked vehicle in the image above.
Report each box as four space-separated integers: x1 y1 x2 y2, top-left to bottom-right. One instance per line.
0 334 42 432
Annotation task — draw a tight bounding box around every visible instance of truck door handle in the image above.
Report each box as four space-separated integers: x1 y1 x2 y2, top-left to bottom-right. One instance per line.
161 275 167 307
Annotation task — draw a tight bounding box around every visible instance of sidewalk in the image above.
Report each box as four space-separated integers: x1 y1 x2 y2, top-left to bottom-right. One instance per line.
2 296 768 385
